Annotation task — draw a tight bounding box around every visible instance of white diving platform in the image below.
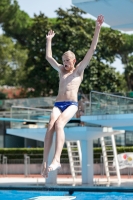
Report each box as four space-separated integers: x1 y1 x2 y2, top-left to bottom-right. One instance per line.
6 113 133 186
2 91 133 185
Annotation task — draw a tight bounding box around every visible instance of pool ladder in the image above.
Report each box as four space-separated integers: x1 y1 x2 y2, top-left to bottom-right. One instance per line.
100 135 121 185
66 141 82 185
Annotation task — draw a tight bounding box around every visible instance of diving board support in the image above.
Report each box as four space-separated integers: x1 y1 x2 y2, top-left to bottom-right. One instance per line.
81 139 93 185
6 125 125 185
24 154 30 177
2 155 8 175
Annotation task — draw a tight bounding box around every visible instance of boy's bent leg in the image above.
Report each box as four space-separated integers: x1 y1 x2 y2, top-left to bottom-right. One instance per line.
48 105 78 172
43 107 61 161
41 107 61 177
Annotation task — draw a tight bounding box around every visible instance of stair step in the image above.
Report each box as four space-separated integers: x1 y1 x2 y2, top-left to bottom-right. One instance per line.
69 146 78 148
67 141 77 143
107 155 114 157
73 162 81 164
72 156 80 158
108 165 113 167
75 170 82 173
73 160 80 162
109 171 116 173
71 162 81 165
105 145 113 147
74 167 81 170
106 150 113 152
105 169 116 173
69 160 80 163
100 136 120 182
67 140 82 181
74 167 81 169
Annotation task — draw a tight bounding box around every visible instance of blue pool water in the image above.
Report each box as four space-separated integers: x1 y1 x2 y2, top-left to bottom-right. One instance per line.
0 190 133 200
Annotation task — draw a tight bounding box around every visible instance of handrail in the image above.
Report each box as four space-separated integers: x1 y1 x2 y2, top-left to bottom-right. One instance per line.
10 106 52 128
11 106 52 120
89 91 133 115
0 117 48 123
90 91 133 101
11 106 52 111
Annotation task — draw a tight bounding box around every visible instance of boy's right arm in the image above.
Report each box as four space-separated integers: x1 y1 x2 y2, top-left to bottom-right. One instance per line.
46 30 62 72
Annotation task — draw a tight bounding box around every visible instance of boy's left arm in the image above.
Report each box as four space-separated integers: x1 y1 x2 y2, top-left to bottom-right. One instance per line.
76 15 104 75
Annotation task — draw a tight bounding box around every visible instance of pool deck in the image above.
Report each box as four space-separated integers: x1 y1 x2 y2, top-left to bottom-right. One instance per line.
0 174 133 192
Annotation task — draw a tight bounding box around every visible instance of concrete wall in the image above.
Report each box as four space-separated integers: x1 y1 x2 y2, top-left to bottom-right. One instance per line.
0 163 71 175
0 163 132 175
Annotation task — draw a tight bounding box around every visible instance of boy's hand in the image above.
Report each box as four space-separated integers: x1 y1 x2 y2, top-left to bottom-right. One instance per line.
96 15 104 29
46 30 55 40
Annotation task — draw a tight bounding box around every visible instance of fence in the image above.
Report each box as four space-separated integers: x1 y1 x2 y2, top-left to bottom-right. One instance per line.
0 152 133 177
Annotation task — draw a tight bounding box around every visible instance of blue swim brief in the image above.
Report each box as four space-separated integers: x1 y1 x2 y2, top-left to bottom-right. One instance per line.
54 101 78 112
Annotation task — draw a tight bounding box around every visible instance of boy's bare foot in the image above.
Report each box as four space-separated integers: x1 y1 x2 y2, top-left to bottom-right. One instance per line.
48 159 61 172
41 161 48 178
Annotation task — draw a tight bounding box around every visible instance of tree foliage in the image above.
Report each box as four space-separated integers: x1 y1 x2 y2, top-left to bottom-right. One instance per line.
0 1 131 96
0 35 28 86
124 55 133 91
23 7 125 96
118 34 133 64
117 34 133 91
0 0 32 45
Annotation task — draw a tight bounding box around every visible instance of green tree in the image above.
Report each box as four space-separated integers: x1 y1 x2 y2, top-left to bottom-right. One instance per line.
118 34 133 64
0 0 32 45
0 3 127 96
22 7 125 96
0 92 6 99
17 13 57 97
124 55 133 91
0 35 28 86
118 34 133 91
52 7 125 93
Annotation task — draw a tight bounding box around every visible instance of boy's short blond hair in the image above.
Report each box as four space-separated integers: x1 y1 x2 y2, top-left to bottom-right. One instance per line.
62 50 76 59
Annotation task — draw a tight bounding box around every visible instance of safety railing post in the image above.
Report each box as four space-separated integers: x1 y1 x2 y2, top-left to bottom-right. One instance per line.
0 154 1 174
24 154 30 177
3 155 8 175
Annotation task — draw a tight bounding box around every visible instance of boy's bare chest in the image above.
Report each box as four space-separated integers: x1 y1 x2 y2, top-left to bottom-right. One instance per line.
60 73 81 85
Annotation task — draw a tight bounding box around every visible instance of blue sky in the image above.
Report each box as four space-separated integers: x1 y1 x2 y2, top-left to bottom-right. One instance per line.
1 0 126 73
17 0 92 18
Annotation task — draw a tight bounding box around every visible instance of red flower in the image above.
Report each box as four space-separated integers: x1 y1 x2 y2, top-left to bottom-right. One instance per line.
123 154 127 159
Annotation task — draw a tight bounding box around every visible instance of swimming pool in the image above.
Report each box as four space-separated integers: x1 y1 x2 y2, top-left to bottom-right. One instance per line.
0 190 133 200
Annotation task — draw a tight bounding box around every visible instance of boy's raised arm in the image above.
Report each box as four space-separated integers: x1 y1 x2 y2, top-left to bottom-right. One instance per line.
46 30 62 72
76 15 104 75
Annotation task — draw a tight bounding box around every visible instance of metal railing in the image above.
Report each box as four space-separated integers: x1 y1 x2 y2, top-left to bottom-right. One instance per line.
100 154 133 178
0 96 56 112
0 152 101 164
2 155 8 175
24 154 30 176
1 152 133 177
84 91 133 115
10 106 52 128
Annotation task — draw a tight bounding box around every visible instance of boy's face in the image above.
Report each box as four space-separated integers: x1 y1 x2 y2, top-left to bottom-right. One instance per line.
62 54 76 71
